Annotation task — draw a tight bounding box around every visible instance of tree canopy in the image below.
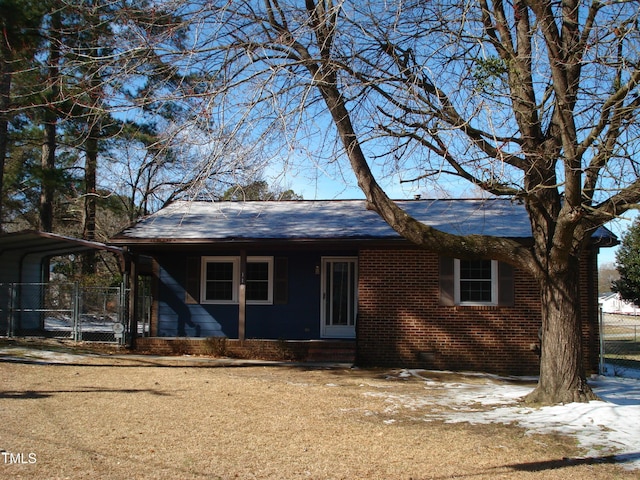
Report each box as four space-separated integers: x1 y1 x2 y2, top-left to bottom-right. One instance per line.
0 1 265 237
221 180 302 201
170 0 640 404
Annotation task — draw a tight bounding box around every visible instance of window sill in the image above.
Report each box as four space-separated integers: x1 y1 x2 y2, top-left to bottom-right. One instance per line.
200 301 273 306
451 304 501 310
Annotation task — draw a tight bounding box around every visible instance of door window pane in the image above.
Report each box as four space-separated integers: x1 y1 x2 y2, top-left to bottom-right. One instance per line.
325 261 355 327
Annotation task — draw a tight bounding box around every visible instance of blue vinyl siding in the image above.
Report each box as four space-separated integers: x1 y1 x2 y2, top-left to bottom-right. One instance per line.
245 251 320 339
157 258 227 337
154 249 355 339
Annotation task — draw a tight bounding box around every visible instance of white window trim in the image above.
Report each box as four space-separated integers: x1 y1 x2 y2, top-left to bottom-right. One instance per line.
200 256 274 305
320 256 358 338
453 259 498 306
245 256 274 305
201 256 239 304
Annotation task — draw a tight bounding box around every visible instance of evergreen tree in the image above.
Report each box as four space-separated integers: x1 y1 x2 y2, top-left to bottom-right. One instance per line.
613 219 640 307
221 180 302 201
0 0 48 231
2 1 196 236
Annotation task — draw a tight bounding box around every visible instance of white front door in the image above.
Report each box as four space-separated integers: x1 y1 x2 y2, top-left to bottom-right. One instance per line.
321 257 357 338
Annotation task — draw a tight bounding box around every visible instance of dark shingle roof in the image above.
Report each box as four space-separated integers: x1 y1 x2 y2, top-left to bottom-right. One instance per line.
111 198 616 244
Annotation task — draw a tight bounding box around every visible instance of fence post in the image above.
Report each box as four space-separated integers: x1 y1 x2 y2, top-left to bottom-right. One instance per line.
72 282 80 342
599 306 605 376
119 278 127 347
127 263 139 349
7 283 14 337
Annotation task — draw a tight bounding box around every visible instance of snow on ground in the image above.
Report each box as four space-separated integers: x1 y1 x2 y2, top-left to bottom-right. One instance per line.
0 346 84 364
602 362 640 381
370 366 640 470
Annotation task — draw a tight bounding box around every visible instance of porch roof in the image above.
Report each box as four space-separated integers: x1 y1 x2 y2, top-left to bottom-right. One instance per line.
110 198 617 246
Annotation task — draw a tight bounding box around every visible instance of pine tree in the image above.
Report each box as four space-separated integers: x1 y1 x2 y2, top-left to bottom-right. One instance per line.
0 0 47 231
613 219 640 307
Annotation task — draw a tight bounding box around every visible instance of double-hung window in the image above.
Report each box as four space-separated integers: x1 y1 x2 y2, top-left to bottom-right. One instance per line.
440 257 513 307
201 256 273 304
202 257 238 303
454 259 498 305
245 258 272 303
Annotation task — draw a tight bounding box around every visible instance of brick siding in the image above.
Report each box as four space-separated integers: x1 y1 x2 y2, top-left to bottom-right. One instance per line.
356 248 599 376
135 337 355 363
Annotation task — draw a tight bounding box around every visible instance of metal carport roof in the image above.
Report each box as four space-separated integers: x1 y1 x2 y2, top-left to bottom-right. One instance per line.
0 232 128 338
0 230 124 257
0 231 125 285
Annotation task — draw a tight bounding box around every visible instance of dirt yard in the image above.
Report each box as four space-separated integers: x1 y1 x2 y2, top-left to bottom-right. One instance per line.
0 341 637 480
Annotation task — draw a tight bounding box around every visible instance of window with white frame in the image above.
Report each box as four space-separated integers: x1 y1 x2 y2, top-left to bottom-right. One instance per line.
245 258 272 303
201 256 273 304
454 259 498 305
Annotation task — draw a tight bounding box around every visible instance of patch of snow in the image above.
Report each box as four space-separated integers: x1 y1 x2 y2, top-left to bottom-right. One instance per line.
372 368 640 470
602 363 640 380
0 347 83 364
28 349 82 363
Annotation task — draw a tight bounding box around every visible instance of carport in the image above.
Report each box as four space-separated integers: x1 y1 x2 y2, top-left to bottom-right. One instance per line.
0 231 129 341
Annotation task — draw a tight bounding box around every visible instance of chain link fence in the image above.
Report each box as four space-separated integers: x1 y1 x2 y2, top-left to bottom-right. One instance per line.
1 282 131 344
601 311 640 375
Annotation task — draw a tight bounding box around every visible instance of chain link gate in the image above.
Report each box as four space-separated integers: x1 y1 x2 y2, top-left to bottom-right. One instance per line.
1 282 129 345
600 309 640 376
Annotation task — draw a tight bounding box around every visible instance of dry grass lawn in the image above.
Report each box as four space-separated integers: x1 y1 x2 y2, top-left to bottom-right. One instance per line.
0 341 637 480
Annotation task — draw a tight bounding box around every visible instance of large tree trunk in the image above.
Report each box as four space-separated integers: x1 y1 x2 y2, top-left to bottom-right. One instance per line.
39 10 61 233
81 122 98 275
39 120 56 232
0 64 10 232
524 257 598 404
